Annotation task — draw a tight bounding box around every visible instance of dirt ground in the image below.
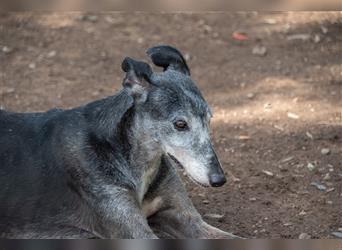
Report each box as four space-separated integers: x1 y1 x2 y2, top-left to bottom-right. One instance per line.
0 12 341 239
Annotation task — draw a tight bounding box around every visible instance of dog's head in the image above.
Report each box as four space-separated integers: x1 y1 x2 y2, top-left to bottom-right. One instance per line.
121 45 226 188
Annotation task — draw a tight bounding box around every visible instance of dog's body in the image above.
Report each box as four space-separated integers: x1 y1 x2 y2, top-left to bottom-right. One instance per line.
0 46 237 239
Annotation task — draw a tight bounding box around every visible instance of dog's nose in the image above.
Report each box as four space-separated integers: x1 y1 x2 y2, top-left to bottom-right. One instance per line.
209 174 226 187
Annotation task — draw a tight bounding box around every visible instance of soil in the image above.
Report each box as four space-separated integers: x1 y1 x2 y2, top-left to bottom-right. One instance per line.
0 12 341 239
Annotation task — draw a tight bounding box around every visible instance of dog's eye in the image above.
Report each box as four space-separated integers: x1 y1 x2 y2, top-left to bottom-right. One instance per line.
174 120 188 131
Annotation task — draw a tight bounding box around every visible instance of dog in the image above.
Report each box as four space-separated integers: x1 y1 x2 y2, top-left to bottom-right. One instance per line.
0 45 238 239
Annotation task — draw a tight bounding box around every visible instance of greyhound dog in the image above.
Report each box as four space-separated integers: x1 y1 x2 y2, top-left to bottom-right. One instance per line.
0 45 238 239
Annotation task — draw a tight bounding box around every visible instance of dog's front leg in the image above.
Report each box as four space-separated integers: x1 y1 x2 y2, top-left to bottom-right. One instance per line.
86 186 158 239
146 160 240 239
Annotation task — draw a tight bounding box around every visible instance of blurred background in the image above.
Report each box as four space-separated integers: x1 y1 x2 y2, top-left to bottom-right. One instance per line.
0 12 341 239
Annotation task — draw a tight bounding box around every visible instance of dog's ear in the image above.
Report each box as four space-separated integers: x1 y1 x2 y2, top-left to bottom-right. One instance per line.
146 45 190 76
121 57 152 101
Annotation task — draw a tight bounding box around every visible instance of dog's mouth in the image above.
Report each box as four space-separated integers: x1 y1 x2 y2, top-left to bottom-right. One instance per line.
167 153 209 188
167 153 184 170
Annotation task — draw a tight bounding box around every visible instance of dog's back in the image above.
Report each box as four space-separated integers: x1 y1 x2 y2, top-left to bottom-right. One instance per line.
0 92 134 237
0 108 63 170
0 108 82 236
0 109 61 176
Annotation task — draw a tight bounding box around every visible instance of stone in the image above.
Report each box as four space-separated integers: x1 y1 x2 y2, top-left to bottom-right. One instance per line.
204 213 225 221
47 50 57 58
287 112 299 119
2 46 13 53
323 173 331 181
299 211 307 216
314 34 321 43
321 148 331 155
287 34 311 41
310 181 326 191
262 170 274 177
299 233 311 239
252 45 267 56
307 163 316 171
87 15 98 22
29 63 36 69
331 232 342 238
247 93 255 99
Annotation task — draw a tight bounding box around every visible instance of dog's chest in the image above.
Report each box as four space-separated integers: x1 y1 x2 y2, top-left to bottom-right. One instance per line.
138 155 161 203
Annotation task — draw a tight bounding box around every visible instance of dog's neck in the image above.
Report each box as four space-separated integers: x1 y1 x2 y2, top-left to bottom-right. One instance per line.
126 112 163 203
85 93 163 202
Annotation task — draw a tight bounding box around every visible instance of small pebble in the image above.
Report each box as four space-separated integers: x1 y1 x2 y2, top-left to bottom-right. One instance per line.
321 148 331 155
307 163 316 171
299 210 307 216
249 197 257 201
306 131 314 139
202 200 210 204
184 53 191 61
87 15 98 22
287 112 299 119
274 125 284 131
287 34 311 41
299 233 311 239
262 170 274 177
203 24 212 33
47 50 57 58
331 232 342 238
91 90 100 97
29 63 36 69
320 26 328 34
281 156 294 163
2 46 13 53
137 37 144 44
204 213 225 221
247 93 255 99
323 173 331 181
0 87 15 95
105 16 115 24
252 45 267 56
78 15 98 22
264 18 277 24
313 34 321 43
310 181 327 191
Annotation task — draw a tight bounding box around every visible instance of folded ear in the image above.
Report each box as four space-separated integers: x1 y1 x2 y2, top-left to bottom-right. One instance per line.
146 45 190 76
121 57 153 101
